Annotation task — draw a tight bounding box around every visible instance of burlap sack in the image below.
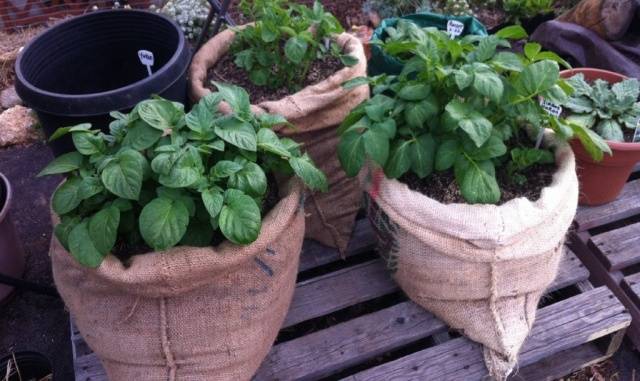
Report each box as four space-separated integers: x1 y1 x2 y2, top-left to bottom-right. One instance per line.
558 0 636 40
189 27 369 254
363 143 578 380
51 180 305 381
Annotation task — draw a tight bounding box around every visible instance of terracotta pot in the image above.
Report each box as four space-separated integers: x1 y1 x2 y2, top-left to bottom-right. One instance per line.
560 68 640 205
0 172 25 303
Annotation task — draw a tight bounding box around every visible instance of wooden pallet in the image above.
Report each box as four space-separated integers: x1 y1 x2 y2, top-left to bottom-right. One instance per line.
569 164 640 350
72 216 631 381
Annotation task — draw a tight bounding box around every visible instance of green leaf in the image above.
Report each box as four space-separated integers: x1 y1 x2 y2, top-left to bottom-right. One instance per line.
516 60 560 96
397 84 430 101
257 128 292 157
158 146 203 188
596 119 624 142
340 54 359 67
405 98 439 128
250 69 269 86
219 190 261 245
540 84 568 105
72 131 104 155
122 120 163 150
212 160 243 178
137 99 180 131
364 94 394 122
180 221 214 247
457 158 500 204
78 176 104 200
212 82 251 116
88 206 120 255
234 49 254 70
54 216 81 250
435 139 460 171
495 25 528 40
52 177 82 215
472 37 499 62
202 188 224 218
185 103 214 134
363 129 389 166
284 36 309 64
38 152 84 176
258 113 289 127
524 42 541 61
384 140 412 178
49 123 90 141
341 76 371 90
411 134 436 178
338 131 366 177
68 221 105 268
565 114 596 129
564 96 594 113
372 119 396 139
214 116 258 151
101 149 145 200
473 70 504 103
261 24 279 42
490 52 524 72
565 73 592 96
570 122 612 161
139 197 190 250
289 154 328 192
468 135 507 160
228 162 268 197
454 68 474 90
534 52 571 69
445 100 493 147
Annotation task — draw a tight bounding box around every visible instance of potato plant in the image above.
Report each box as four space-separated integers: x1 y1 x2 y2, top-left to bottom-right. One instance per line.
231 0 357 90
39 84 327 267
339 25 610 204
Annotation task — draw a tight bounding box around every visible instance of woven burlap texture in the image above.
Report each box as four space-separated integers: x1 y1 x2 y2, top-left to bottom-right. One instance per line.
189 27 369 254
364 143 578 380
51 180 305 381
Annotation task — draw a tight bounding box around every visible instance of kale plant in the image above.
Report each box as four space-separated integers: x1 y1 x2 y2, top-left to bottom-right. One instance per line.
339 26 609 204
38 84 327 267
231 0 357 90
563 74 640 142
159 0 211 41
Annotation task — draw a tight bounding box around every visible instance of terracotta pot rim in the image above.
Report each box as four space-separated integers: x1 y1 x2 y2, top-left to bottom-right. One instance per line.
559 67 628 81
0 172 11 223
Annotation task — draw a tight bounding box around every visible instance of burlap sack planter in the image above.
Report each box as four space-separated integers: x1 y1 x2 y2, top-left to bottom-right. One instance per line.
363 143 578 380
189 27 369 254
51 180 305 381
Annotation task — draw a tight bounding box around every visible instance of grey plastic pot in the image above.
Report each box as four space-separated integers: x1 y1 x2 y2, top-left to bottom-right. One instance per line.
0 172 25 304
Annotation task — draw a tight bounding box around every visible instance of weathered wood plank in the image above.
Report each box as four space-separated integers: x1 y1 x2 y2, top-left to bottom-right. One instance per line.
589 222 640 271
283 259 397 328
299 219 375 272
75 352 107 381
255 250 587 380
256 302 446 381
341 286 630 381
574 179 640 231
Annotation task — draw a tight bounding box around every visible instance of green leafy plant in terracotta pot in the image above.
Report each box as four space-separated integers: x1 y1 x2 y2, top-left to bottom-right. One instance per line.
37 85 327 380
561 68 640 205
339 26 608 379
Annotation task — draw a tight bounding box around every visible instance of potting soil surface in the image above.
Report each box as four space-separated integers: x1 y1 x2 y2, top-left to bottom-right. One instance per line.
0 143 73 381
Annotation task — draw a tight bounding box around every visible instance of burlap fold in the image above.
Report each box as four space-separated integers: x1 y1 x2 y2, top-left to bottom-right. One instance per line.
189 27 369 254
51 180 305 381
364 143 578 380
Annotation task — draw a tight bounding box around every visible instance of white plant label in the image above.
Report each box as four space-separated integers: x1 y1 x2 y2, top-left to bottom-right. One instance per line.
539 98 562 117
447 20 464 39
138 50 154 77
633 118 640 143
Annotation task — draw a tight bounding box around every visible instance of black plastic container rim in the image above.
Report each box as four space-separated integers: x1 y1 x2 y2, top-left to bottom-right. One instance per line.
0 351 52 374
15 9 188 117
0 172 11 223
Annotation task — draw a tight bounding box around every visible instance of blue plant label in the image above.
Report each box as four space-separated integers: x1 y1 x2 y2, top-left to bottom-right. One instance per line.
447 20 464 39
138 50 154 76
539 98 562 117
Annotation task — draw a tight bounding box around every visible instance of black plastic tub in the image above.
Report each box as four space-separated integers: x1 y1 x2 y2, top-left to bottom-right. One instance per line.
0 351 52 381
15 10 190 155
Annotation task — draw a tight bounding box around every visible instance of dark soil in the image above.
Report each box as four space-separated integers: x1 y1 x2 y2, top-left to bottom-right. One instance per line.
624 127 637 143
207 53 344 104
401 163 556 205
0 143 74 381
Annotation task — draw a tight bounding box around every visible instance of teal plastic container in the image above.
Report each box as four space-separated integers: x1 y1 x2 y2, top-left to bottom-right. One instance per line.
368 12 488 76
